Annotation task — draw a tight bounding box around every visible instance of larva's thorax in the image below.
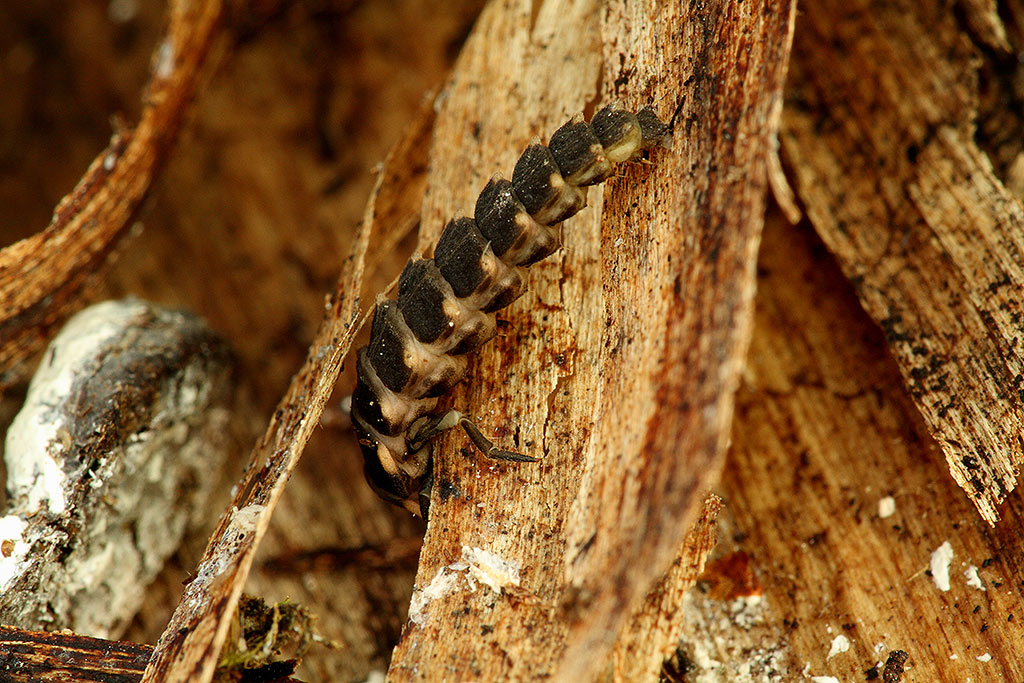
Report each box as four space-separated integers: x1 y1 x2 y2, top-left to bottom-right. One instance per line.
350 104 669 516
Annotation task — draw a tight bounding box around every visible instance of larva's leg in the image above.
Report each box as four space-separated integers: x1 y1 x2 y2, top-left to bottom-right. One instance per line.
418 458 434 520
406 410 462 451
457 415 538 463
409 411 537 520
407 410 538 463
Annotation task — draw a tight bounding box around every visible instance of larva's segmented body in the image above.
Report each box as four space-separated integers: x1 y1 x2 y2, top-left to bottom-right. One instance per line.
351 104 669 516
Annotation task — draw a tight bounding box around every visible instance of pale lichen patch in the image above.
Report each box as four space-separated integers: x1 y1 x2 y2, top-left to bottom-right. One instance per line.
408 567 460 626
964 565 985 591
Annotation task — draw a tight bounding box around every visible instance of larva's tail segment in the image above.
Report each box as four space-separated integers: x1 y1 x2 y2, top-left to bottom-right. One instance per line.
350 104 670 515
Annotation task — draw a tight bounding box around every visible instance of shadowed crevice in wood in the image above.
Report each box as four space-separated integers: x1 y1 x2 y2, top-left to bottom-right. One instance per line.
138 105 438 683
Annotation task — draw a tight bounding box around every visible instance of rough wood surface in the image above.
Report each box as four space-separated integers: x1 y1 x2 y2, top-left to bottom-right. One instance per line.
780 0 1024 523
0 0 225 380
12 0 1024 681
674 207 1024 682
385 0 795 680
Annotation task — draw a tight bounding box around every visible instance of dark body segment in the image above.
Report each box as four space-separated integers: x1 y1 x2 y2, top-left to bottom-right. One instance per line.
361 439 415 505
435 217 490 298
367 301 466 399
475 177 560 266
350 104 670 515
590 105 643 162
398 259 451 344
353 350 399 437
398 259 498 354
366 301 413 393
435 217 528 313
512 144 587 225
636 106 671 147
548 116 613 186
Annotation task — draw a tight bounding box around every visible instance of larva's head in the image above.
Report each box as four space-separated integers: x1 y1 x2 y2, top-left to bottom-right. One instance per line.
354 423 426 516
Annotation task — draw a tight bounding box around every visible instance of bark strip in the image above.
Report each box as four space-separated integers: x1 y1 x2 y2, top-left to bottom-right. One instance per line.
689 207 1024 682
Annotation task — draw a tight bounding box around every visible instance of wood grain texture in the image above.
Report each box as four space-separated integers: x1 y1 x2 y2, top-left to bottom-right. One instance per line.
0 625 153 683
780 0 1024 523
386 0 795 679
0 0 224 379
0 624 304 683
676 207 1024 681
